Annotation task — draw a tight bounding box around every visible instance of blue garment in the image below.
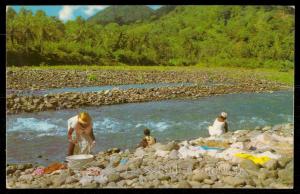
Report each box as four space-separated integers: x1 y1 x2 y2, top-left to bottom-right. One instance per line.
198 146 224 151
120 158 128 165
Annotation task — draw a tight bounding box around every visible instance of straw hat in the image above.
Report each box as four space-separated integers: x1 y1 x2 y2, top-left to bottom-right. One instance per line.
78 112 91 125
221 112 228 118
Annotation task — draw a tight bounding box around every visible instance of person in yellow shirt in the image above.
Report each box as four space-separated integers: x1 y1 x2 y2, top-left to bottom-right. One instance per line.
138 128 156 148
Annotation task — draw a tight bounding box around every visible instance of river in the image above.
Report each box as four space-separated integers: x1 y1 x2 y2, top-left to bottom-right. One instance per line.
6 90 293 165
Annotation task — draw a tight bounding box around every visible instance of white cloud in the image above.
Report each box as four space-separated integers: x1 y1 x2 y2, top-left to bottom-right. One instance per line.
83 6 109 17
59 6 80 21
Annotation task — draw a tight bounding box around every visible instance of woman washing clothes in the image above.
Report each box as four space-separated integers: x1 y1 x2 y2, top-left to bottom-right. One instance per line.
67 112 96 156
208 112 228 136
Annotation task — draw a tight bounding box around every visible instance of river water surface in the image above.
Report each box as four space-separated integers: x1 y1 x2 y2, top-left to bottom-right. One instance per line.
6 91 293 165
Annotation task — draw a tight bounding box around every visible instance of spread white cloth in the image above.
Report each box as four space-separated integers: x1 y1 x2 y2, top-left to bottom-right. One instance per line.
67 116 93 155
208 119 226 136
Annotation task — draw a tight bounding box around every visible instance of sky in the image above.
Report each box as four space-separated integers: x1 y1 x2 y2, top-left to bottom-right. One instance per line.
8 5 162 21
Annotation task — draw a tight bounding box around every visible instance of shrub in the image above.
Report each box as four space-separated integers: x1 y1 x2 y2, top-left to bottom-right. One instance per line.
87 74 97 81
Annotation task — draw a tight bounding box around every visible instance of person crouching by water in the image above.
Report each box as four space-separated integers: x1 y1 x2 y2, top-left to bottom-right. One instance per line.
208 112 228 136
67 112 96 156
138 128 156 148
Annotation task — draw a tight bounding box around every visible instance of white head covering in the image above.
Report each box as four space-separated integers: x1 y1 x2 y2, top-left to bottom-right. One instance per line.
221 112 227 118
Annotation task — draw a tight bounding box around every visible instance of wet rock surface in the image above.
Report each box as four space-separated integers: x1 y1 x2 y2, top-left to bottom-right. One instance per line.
6 123 293 188
7 83 284 115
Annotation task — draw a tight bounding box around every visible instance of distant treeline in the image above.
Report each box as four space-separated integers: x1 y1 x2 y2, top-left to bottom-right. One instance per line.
6 6 294 69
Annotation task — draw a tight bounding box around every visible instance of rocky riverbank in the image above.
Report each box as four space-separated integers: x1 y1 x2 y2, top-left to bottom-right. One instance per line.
6 69 286 90
6 123 293 188
6 83 284 115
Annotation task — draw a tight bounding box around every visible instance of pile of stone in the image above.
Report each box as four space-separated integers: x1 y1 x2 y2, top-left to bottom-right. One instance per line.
6 123 293 188
6 83 282 115
7 69 280 91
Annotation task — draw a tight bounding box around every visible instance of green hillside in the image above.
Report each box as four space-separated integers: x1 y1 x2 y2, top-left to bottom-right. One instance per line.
6 6 294 70
87 5 154 25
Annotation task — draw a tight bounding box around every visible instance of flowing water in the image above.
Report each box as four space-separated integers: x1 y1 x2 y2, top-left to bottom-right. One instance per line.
6 82 196 96
6 91 293 165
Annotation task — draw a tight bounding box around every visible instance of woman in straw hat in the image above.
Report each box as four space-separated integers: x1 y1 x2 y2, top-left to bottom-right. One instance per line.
67 112 96 156
208 112 228 136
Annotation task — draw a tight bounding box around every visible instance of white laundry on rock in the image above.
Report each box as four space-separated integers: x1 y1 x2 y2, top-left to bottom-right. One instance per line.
215 147 247 161
177 145 203 159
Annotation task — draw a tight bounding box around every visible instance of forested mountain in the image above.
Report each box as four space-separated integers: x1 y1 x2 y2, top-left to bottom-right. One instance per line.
6 6 294 69
87 5 154 25
151 5 177 18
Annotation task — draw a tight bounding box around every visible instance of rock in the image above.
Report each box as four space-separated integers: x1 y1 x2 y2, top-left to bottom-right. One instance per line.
125 179 138 186
222 176 246 187
211 182 225 188
178 159 198 171
161 142 179 151
240 159 260 171
108 173 121 182
272 124 283 131
218 162 232 171
270 182 290 189
262 159 278 170
188 181 202 188
17 163 32 171
158 175 171 181
155 150 169 158
278 168 293 185
134 148 146 158
116 180 126 187
192 173 209 182
177 180 192 188
100 167 116 176
261 178 274 187
106 181 117 188
168 150 179 159
115 165 128 172
52 173 68 187
239 137 250 143
258 168 278 180
120 171 139 180
255 126 262 130
79 176 94 186
245 178 256 187
88 160 107 169
230 142 246 150
203 179 214 185
18 174 33 182
278 157 292 168
65 176 78 184
94 175 108 185
201 184 211 188
24 168 34 174
6 166 17 174
209 175 218 182
109 155 121 167
15 182 32 188
262 126 272 131
128 158 143 170
83 182 99 188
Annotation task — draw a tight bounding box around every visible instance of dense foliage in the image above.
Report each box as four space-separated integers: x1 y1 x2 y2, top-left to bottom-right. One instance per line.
6 6 294 69
88 5 155 25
